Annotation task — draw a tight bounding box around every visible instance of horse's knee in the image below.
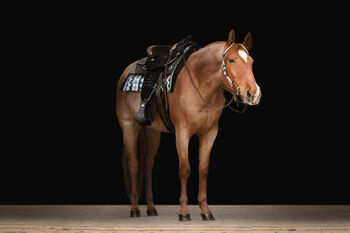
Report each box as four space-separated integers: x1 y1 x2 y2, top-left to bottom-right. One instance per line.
179 163 190 178
128 158 138 173
199 164 209 177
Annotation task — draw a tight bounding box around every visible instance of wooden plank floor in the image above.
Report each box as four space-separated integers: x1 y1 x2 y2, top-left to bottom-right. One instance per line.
0 205 350 232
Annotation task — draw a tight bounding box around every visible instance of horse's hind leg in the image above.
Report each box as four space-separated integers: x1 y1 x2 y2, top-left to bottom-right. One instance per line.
144 129 161 216
197 124 219 221
122 122 141 217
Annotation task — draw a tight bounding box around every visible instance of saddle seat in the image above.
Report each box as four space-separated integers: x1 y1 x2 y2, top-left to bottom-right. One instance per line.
144 41 182 71
146 45 172 58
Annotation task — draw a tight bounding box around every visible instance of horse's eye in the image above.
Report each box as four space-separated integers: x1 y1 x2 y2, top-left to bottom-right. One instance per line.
229 58 235 63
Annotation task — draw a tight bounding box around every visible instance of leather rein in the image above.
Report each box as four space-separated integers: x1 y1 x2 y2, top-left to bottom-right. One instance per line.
182 43 247 113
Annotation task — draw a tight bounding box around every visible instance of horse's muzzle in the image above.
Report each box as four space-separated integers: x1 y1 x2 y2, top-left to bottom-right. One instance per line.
245 87 261 105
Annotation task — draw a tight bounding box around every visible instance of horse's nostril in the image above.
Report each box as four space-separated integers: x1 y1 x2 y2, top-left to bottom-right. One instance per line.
247 90 252 98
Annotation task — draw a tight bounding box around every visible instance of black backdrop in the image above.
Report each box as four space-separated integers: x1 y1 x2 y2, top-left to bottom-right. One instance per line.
2 3 349 205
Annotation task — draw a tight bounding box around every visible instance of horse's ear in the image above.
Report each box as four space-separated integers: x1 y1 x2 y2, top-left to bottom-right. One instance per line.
243 32 253 50
227 29 235 45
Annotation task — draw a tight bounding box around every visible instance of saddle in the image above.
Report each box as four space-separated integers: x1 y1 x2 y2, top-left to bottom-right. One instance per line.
135 36 199 131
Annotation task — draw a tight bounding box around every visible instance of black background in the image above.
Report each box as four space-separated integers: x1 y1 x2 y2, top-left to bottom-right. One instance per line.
2 3 349 205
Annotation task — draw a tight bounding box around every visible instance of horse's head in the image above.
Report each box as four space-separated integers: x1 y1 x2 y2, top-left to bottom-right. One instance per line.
222 29 261 105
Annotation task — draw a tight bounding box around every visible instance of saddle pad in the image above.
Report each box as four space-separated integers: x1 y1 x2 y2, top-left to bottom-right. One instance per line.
122 74 144 92
122 73 175 93
121 45 192 93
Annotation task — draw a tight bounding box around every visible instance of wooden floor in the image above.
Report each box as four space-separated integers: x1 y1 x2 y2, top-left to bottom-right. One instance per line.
0 205 349 232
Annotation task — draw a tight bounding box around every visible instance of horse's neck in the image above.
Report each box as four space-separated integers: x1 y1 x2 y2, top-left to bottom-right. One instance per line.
190 42 225 89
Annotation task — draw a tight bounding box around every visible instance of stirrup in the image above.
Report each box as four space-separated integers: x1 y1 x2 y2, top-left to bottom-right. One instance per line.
136 83 157 125
136 100 152 125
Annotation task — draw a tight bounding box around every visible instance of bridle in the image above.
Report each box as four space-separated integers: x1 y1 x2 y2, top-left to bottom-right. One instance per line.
222 43 248 100
183 42 247 113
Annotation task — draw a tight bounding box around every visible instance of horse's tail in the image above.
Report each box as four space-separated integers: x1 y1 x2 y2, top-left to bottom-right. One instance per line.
122 128 147 201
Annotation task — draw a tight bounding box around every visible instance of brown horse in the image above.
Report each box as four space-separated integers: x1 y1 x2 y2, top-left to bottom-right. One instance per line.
116 29 261 221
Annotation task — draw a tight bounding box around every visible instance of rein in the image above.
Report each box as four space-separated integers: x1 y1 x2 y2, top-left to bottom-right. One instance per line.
182 43 247 113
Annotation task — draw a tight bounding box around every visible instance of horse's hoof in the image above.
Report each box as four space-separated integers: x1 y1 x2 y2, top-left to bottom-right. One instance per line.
201 212 215 221
130 209 141 217
178 213 191 221
146 208 158 216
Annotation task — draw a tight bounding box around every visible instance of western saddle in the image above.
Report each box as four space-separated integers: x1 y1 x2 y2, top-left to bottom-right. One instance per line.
135 36 199 132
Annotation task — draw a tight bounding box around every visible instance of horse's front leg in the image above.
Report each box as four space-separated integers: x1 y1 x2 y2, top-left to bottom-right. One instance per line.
176 128 191 221
198 124 218 220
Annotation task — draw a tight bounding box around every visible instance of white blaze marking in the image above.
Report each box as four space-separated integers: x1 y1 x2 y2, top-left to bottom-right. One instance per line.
238 49 248 62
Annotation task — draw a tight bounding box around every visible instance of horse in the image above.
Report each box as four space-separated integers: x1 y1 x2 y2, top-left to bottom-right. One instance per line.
115 29 261 221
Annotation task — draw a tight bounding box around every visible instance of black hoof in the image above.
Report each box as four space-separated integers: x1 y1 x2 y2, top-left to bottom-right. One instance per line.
201 212 215 221
146 208 158 216
130 209 141 217
178 213 191 221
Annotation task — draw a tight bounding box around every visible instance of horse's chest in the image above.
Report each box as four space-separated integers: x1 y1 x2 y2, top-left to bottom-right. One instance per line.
190 110 221 132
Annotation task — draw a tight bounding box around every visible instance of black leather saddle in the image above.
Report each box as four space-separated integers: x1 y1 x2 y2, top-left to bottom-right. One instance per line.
145 45 171 70
135 36 199 127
